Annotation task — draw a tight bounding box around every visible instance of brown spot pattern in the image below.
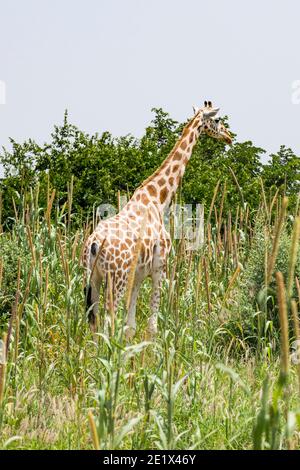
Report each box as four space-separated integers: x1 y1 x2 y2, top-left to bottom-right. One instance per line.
141 193 149 205
147 184 157 197
173 151 182 161
160 187 168 204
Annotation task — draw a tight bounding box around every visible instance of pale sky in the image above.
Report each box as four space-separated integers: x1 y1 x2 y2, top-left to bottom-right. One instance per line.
1 0 300 177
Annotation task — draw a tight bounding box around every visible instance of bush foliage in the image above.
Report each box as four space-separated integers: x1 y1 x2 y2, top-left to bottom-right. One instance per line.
1 109 299 226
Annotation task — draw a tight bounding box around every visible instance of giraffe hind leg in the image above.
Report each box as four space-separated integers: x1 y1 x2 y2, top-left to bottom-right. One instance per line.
147 243 165 339
125 274 144 342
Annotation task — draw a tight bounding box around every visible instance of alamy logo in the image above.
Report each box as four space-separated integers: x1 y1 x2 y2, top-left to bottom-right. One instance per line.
0 80 6 104
95 202 205 250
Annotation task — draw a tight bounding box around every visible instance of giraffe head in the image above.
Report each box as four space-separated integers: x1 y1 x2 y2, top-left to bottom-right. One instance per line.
193 101 232 145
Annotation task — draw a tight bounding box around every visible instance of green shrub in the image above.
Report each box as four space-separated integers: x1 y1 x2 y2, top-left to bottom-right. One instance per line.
0 233 29 319
225 213 300 349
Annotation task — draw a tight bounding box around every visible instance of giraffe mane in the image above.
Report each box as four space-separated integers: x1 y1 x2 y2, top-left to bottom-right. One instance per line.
136 113 199 191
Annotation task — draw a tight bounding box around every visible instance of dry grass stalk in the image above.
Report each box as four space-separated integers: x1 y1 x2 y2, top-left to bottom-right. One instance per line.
57 230 70 285
259 176 269 221
14 307 20 364
290 299 300 399
183 250 193 299
295 192 300 217
45 189 56 232
213 203 218 234
232 231 239 268
218 181 227 238
234 206 240 235
223 221 228 261
79 221 93 265
0 333 7 407
275 272 289 379
287 216 300 298
34 181 40 216
182 250 193 296
0 258 3 290
207 180 220 227
107 271 115 336
264 226 269 288
0 189 3 234
207 223 212 258
269 188 280 218
88 410 100 450
227 212 232 255
44 266 49 308
168 251 179 307
292 293 298 335
245 205 250 231
266 197 288 285
224 265 241 301
296 277 300 305
195 257 202 310
71 231 80 262
229 167 244 208
203 258 211 315
18 267 33 320
26 225 36 266
67 176 74 229
6 259 21 356
239 207 244 235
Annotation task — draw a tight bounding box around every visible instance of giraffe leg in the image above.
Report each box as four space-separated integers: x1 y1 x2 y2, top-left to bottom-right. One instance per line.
147 244 165 338
147 268 162 338
103 273 126 334
125 274 143 342
86 272 101 333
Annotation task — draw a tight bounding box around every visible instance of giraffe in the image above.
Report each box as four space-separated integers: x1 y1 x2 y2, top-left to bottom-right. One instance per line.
83 101 232 340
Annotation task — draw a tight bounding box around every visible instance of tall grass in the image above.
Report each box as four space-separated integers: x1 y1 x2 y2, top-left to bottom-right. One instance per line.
0 184 300 449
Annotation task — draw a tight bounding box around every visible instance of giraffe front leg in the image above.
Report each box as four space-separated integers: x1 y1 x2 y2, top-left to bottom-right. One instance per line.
104 275 126 336
146 240 168 339
147 268 163 339
125 275 143 342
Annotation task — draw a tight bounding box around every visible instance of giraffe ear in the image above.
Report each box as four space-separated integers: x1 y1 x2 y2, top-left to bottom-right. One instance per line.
192 105 200 114
203 107 220 118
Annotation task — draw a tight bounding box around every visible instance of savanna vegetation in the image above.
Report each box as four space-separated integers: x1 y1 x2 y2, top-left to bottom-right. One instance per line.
0 109 300 450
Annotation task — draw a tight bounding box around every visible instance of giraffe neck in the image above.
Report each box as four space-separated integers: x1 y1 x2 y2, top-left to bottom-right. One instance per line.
131 114 202 211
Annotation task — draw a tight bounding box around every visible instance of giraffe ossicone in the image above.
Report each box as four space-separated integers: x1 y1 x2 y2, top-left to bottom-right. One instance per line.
83 101 232 339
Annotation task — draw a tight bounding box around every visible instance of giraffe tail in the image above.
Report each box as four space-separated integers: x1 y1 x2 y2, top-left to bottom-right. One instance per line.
84 237 106 329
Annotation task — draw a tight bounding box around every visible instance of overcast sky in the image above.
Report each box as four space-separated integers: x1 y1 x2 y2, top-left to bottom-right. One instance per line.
1 0 300 177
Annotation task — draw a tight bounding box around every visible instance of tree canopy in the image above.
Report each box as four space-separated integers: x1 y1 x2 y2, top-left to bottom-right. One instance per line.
0 108 299 227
